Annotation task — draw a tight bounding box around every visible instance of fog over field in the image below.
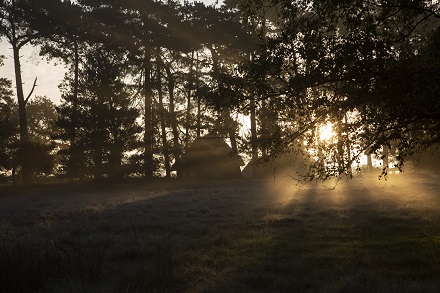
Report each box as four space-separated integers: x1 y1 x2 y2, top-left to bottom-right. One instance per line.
2 171 440 292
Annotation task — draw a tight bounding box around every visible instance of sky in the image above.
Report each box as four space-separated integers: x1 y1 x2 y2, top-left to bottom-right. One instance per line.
0 42 66 104
0 0 224 105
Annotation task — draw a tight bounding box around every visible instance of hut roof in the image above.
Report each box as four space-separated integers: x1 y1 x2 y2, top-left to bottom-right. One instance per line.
172 132 244 179
184 132 243 164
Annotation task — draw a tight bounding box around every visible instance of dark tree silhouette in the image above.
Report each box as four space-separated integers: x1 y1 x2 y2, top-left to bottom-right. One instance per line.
56 45 141 180
0 0 43 183
0 57 15 181
2 0 437 182
34 0 90 181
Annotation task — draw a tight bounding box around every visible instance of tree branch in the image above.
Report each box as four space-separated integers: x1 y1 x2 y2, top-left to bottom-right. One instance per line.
365 1 440 18
17 33 40 49
25 77 37 105
394 13 434 43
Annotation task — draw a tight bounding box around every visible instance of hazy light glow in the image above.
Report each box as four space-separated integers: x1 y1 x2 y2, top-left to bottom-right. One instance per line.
265 171 440 215
318 122 335 141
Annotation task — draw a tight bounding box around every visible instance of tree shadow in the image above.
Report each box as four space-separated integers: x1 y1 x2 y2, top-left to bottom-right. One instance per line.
1 174 440 292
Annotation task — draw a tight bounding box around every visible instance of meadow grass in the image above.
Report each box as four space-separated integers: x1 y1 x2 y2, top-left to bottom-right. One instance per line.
1 172 440 292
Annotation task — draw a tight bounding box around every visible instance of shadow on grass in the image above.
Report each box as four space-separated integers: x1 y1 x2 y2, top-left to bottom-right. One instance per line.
211 178 440 292
1 173 440 292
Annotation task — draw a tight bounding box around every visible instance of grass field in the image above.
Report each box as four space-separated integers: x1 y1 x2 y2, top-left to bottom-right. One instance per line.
1 171 440 292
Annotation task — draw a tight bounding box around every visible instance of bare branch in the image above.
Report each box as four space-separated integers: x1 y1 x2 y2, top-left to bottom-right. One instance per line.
365 1 440 18
394 13 434 42
25 77 37 105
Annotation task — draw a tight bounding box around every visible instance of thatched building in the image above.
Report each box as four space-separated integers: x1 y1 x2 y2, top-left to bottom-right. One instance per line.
172 132 244 179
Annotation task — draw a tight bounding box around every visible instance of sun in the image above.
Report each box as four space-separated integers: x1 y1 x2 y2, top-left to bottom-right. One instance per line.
319 122 335 141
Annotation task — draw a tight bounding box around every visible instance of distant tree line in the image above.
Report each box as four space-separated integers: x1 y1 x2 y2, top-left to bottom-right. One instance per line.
0 0 439 184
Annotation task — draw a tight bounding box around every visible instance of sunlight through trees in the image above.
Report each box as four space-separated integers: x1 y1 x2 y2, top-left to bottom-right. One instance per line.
0 0 439 183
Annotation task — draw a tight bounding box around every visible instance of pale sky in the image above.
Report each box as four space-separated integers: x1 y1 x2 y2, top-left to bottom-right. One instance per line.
0 42 66 104
0 0 224 105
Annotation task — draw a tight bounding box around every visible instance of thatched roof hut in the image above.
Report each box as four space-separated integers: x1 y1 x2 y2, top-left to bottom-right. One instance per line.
172 132 244 179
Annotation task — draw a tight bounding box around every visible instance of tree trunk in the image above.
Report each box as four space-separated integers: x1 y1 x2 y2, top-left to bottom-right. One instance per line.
383 145 389 172
250 99 259 177
209 45 238 154
12 42 31 184
260 99 268 157
165 64 180 173
156 51 170 178
344 112 352 175
197 94 201 139
367 153 373 172
143 54 154 179
195 51 201 139
226 113 238 155
68 37 80 181
94 144 103 181
336 115 345 175
185 51 195 149
185 94 191 150
108 98 122 180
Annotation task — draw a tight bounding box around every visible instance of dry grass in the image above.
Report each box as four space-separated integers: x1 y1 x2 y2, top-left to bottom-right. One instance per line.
1 172 440 292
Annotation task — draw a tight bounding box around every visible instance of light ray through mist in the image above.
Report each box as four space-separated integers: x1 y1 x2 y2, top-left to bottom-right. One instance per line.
265 171 440 214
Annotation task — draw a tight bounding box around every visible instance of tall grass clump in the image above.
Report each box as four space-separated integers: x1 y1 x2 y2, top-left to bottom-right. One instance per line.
0 238 51 292
0 235 105 292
